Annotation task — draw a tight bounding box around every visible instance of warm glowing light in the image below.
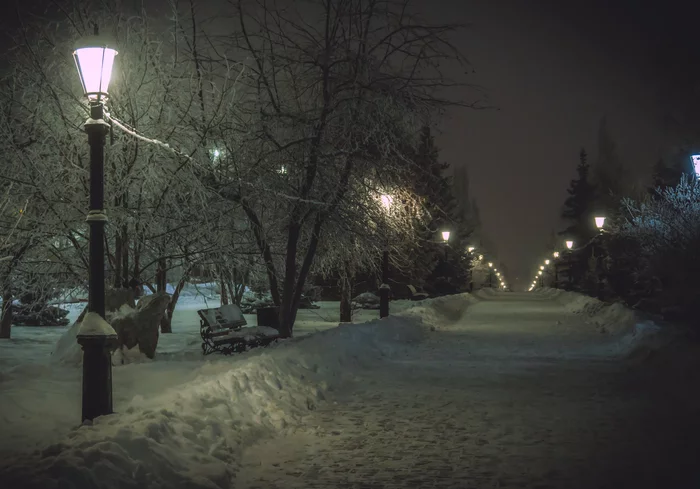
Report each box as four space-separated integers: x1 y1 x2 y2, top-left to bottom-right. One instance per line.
488 262 493 268
441 231 450 242
468 246 475 252
565 240 574 250
545 259 550 265
478 254 484 260
380 194 393 210
553 251 560 258
540 266 544 270
594 216 606 229
692 155 700 179
538 271 542 275
74 36 118 100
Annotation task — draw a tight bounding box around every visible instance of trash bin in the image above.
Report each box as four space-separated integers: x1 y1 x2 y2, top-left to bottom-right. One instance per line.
256 306 280 328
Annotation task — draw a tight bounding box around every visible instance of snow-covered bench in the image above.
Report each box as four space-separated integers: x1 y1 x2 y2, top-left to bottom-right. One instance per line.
198 304 280 355
407 285 429 301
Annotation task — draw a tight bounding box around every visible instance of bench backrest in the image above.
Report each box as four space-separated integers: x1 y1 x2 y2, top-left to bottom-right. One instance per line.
407 285 418 295
198 304 247 331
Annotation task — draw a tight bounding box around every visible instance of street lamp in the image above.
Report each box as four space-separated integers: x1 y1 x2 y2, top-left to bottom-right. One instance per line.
565 240 574 250
441 230 450 242
594 216 606 231
553 251 560 258
468 246 475 253
379 194 393 319
73 26 119 422
545 259 550 265
692 154 700 179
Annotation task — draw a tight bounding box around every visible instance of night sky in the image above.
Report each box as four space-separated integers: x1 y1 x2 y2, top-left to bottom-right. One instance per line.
2 0 699 290
425 0 700 289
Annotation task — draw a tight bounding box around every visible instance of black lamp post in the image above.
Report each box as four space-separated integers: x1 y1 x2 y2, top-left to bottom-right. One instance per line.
565 240 574 290
594 216 606 300
379 194 393 318
73 26 119 422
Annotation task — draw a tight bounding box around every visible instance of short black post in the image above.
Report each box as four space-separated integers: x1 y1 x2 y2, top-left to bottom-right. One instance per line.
553 262 559 288
77 100 117 423
379 248 390 318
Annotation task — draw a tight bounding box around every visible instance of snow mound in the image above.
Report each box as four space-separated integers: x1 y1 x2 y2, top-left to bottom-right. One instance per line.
538 288 637 335
398 293 479 328
0 308 427 489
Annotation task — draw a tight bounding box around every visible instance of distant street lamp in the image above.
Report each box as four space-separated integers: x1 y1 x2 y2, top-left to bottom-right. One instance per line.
540 265 544 271
692 154 700 179
545 259 550 265
379 194 393 319
553 251 560 258
73 26 119 422
565 240 574 250
468 246 475 253
441 229 450 261
594 216 606 231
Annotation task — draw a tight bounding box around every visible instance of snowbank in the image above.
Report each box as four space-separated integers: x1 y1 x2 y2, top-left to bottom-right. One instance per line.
536 288 637 335
534 288 676 359
0 301 437 489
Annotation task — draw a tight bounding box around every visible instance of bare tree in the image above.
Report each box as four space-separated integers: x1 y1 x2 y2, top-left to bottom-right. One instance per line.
210 0 480 337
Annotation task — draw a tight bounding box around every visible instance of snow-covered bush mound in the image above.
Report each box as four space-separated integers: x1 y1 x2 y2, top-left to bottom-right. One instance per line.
398 293 479 328
472 288 498 299
0 308 428 489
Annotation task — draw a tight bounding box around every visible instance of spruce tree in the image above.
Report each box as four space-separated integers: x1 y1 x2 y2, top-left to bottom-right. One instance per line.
561 148 596 242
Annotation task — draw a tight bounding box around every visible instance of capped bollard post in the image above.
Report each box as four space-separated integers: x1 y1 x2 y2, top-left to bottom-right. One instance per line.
77 312 118 422
379 283 390 318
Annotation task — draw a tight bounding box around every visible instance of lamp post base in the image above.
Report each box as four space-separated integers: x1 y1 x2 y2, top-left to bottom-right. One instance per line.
77 312 118 422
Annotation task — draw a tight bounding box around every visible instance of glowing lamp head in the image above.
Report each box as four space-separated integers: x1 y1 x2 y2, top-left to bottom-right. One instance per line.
692 155 700 179
380 194 393 210
441 230 450 242
488 262 493 268
594 216 606 229
565 240 574 250
545 259 550 265
538 271 542 276
478 254 484 260
553 251 560 258
73 31 117 101
468 246 475 253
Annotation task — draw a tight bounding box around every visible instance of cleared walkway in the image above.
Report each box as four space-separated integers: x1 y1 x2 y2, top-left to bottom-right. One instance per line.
235 292 700 489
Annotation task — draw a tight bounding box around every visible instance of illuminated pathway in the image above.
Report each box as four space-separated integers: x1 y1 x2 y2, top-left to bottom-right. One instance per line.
236 292 700 489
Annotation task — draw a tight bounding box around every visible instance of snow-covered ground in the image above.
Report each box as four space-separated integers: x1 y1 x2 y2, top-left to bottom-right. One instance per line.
1 290 699 488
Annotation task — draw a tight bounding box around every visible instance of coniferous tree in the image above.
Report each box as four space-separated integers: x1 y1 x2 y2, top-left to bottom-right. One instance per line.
561 148 596 243
409 126 474 293
592 116 626 212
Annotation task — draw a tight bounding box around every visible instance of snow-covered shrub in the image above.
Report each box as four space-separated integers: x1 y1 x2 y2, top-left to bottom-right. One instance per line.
613 177 700 323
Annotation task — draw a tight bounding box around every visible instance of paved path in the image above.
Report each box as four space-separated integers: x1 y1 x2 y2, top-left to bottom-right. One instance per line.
235 293 700 489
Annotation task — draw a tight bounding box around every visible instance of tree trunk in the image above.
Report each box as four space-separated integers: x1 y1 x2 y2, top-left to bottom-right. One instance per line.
220 278 229 305
122 225 129 287
113 233 122 288
0 290 13 339
156 258 167 293
339 263 352 323
161 267 190 334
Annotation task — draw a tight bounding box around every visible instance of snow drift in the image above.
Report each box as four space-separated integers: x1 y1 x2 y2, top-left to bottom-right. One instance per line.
0 304 434 489
534 288 676 359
